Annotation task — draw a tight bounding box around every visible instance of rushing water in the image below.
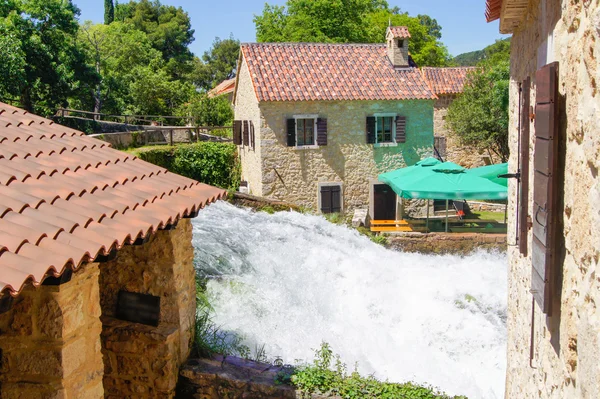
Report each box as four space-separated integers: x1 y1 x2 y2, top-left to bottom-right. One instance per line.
192 201 507 399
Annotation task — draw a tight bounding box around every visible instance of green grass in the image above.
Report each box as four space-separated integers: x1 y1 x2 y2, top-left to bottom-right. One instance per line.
469 210 506 222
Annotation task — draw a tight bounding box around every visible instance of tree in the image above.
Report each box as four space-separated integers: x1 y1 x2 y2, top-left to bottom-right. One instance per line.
190 35 240 92
0 0 97 114
446 61 510 162
114 0 194 63
254 0 450 66
104 0 114 24
77 21 164 115
417 14 441 39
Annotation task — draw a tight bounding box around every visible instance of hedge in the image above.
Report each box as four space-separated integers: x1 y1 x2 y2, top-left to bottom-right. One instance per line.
131 142 240 190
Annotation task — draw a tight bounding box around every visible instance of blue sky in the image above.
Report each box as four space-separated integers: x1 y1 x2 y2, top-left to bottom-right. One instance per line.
73 0 509 58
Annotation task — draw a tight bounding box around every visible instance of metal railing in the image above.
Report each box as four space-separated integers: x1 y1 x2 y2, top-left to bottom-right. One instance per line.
56 108 194 126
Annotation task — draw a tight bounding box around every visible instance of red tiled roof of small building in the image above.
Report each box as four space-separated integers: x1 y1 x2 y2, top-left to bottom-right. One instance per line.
207 78 236 98
421 67 479 95
387 26 411 38
0 103 227 296
241 43 436 102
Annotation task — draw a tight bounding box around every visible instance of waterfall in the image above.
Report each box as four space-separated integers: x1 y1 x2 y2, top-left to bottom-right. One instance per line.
192 201 507 399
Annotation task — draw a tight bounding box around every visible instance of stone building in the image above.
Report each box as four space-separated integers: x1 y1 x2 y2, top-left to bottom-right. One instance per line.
485 0 600 397
420 67 489 168
233 26 436 217
0 102 226 398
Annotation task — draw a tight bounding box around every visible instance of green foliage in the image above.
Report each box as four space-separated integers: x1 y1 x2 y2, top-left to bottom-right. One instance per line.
254 0 451 67
104 0 114 24
446 61 510 162
291 343 465 399
190 35 240 92
0 0 98 114
133 142 241 190
179 94 233 127
453 38 511 66
114 0 194 64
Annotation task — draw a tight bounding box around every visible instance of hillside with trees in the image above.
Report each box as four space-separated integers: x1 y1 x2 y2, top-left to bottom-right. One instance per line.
452 37 511 66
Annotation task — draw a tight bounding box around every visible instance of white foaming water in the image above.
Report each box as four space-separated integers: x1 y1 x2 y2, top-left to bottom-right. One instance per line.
192 202 507 399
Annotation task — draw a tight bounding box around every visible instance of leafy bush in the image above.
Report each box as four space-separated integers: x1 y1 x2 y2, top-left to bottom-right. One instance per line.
292 343 465 399
132 142 240 190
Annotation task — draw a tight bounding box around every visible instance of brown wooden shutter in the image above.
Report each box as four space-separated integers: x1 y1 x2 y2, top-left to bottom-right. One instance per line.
233 120 242 145
531 62 559 315
396 116 406 143
287 118 296 147
250 121 255 150
316 118 327 146
242 120 249 146
331 185 341 213
320 185 341 214
519 77 531 256
366 116 376 144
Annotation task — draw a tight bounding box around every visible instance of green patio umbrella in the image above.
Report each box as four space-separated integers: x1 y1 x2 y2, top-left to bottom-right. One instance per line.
378 161 508 232
466 163 509 187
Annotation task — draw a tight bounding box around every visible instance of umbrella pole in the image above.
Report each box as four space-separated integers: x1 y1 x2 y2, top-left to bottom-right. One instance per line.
504 201 508 224
445 199 449 233
426 199 430 232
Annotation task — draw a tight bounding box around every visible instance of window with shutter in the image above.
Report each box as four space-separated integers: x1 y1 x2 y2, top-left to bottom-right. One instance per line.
316 118 328 146
319 184 342 214
250 121 255 150
233 120 242 145
242 120 250 146
519 77 531 256
531 62 559 315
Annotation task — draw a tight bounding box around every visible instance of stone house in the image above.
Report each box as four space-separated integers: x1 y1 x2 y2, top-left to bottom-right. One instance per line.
485 0 600 397
420 67 488 167
0 102 226 397
233 26 436 218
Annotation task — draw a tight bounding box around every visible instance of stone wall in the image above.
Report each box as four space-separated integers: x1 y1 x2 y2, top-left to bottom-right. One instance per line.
387 232 507 255
235 57 264 196
0 263 104 398
433 95 489 168
99 218 196 398
504 0 600 398
244 99 433 212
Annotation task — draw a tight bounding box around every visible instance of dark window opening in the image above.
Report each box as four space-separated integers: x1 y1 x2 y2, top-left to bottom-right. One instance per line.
296 118 315 146
376 116 394 143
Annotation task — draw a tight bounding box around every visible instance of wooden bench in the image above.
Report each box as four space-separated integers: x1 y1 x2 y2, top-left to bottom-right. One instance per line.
370 220 413 233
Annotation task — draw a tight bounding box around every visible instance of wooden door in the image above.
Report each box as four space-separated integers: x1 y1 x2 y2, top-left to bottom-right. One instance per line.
374 184 396 220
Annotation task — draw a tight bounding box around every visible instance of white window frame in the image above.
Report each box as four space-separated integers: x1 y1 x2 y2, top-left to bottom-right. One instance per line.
373 113 398 147
293 114 319 149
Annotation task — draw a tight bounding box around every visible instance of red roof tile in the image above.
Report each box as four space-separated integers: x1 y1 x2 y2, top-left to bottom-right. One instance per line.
485 0 502 22
387 26 411 39
241 43 436 102
421 67 479 95
208 78 236 98
0 102 227 296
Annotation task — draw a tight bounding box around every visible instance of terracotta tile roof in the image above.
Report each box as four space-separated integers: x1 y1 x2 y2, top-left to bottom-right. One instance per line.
421 67 479 95
241 43 436 102
208 78 236 98
0 103 227 296
485 0 502 22
387 26 411 38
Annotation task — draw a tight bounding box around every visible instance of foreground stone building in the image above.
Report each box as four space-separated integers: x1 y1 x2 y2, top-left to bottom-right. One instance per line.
233 27 436 217
420 67 488 167
0 102 226 397
485 0 600 397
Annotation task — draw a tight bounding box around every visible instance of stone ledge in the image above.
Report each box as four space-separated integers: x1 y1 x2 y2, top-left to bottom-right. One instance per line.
387 232 507 255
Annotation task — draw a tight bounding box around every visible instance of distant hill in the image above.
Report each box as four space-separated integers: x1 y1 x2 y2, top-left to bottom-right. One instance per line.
453 38 511 66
